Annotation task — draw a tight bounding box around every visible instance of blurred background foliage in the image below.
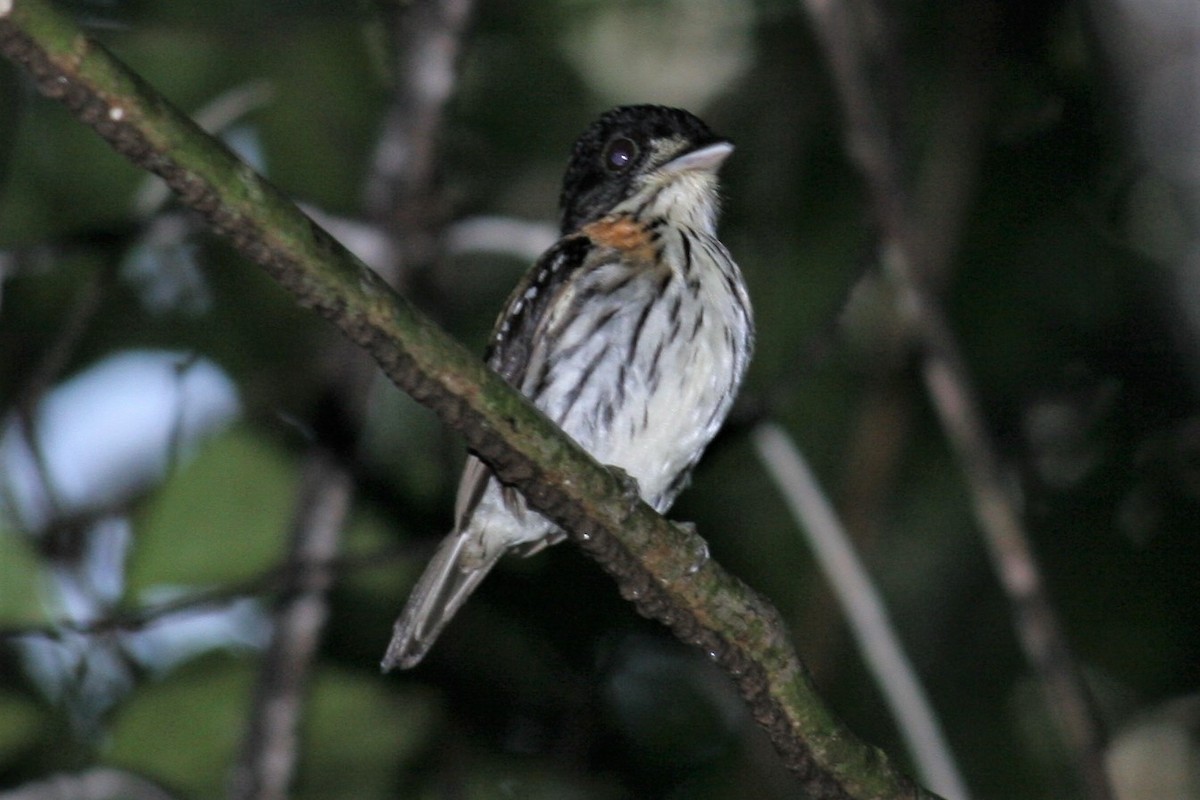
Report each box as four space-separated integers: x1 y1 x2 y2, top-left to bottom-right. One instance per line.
1 0 1198 798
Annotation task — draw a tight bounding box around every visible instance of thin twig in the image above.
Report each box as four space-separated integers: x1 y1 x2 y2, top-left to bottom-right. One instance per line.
753 422 970 800
0 546 408 642
835 0 998 572
818 0 997 705
800 2 1115 798
4 261 111 533
227 453 353 800
0 4 938 795
364 0 475 272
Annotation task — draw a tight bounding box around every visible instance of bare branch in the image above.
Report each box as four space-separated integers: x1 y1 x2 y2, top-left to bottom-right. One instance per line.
364 0 475 270
228 453 352 800
0 546 406 642
800 2 1115 798
4 260 111 531
754 422 969 800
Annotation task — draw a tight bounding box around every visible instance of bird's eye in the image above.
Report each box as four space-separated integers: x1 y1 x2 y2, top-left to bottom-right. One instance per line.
603 137 638 172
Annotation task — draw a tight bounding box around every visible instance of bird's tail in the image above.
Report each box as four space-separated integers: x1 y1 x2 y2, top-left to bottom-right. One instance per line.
382 530 503 671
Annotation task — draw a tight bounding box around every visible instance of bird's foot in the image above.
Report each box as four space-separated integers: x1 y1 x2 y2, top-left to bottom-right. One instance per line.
670 521 710 576
605 464 644 512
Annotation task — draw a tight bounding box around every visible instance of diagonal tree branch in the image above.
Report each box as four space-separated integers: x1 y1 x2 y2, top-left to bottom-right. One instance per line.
227 452 352 800
800 2 1114 799
0 2 939 797
364 0 473 271
754 422 969 800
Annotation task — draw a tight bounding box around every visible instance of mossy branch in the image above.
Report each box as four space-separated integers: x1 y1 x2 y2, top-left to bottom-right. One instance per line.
0 2 938 797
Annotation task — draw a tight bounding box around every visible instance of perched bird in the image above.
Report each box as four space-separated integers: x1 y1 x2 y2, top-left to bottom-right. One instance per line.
383 105 753 670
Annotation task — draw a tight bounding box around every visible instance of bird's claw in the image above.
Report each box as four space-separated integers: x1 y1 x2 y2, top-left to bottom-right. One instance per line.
605 464 643 511
669 521 710 578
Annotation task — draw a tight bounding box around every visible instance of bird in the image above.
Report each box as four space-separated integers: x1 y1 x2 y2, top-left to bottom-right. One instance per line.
382 104 753 670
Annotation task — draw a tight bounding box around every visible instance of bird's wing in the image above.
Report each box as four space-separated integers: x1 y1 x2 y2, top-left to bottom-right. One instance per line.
484 233 593 385
452 233 595 532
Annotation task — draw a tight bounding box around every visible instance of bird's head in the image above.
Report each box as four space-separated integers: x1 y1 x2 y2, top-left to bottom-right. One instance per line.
559 105 733 235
